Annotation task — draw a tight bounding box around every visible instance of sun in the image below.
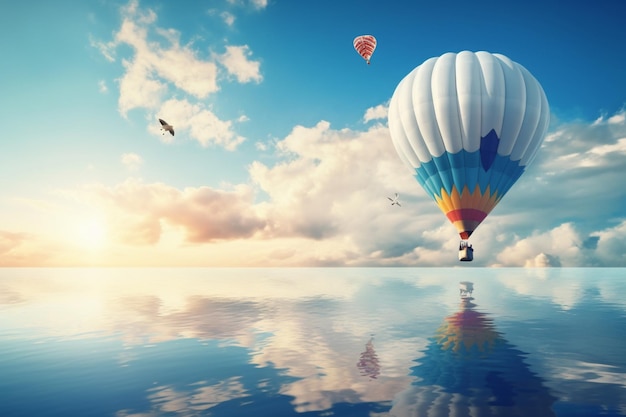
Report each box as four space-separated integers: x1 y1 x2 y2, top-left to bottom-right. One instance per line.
76 216 108 250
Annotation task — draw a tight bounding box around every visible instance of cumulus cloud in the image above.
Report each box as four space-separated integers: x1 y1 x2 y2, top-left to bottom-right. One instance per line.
248 120 448 265
242 109 626 266
591 220 626 267
487 109 626 245
215 45 262 84
155 98 245 150
524 252 562 267
491 220 626 267
93 0 262 150
33 99 626 266
363 103 388 123
112 4 218 112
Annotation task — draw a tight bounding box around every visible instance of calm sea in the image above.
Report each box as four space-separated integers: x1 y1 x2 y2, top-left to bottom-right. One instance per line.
0 268 624 417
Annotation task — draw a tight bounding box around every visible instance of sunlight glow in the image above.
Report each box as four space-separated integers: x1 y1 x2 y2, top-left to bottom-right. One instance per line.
76 216 108 250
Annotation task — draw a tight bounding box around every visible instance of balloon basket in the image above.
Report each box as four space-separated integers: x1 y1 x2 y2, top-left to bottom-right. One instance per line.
459 241 474 262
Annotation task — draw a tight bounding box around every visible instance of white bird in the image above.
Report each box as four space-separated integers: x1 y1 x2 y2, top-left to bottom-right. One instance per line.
159 118 174 136
388 193 401 207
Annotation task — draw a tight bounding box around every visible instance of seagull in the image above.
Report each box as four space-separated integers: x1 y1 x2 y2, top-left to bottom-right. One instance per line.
388 193 401 207
159 118 175 136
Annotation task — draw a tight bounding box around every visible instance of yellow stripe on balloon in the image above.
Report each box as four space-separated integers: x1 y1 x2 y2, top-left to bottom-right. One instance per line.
434 185 501 217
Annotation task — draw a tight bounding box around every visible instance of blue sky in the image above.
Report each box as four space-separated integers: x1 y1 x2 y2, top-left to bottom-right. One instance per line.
0 0 625 266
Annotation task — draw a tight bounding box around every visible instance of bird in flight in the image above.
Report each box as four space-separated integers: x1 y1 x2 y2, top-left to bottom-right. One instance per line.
388 193 401 206
159 118 174 136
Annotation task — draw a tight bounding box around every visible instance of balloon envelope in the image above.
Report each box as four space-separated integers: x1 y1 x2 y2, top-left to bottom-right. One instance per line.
353 35 377 64
388 51 549 239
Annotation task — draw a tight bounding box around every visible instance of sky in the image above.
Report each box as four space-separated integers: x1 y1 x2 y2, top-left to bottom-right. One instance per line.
0 0 625 267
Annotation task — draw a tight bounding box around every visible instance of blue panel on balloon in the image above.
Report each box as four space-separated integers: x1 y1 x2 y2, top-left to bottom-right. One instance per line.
480 129 500 171
415 148 526 199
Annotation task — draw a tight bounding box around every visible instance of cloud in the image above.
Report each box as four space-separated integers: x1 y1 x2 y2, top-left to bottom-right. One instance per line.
93 0 259 150
113 4 219 109
117 57 167 115
524 252 562 267
21 97 626 266
491 220 626 267
243 109 626 266
121 152 143 171
363 103 388 123
491 223 582 267
248 120 449 265
155 98 245 150
0 230 58 267
98 80 108 93
73 179 265 246
215 45 262 84
591 220 626 267
220 11 235 26
226 0 269 10
0 230 29 258
484 109 626 242
250 0 269 9
89 35 116 62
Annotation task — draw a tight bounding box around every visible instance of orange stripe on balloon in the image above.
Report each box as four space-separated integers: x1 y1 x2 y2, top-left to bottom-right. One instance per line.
432 185 504 238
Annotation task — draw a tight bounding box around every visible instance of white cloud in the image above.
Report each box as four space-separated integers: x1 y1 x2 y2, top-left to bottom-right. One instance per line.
363 103 388 123
226 0 269 9
243 108 626 266
250 0 269 9
487 109 626 243
608 112 626 124
248 120 446 265
89 35 116 62
524 252 562 267
492 220 626 267
220 11 235 26
113 8 219 106
93 0 256 150
592 220 626 267
117 58 167 115
215 45 262 84
493 223 581 267
121 153 143 171
155 98 245 150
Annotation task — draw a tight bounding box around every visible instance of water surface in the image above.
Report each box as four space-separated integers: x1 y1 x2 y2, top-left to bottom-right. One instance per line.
1 268 624 416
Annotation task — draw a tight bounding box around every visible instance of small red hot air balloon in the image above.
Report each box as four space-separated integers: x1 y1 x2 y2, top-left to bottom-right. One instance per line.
353 35 376 65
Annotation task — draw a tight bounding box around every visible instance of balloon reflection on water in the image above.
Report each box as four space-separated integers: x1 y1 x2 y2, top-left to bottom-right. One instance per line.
391 282 557 417
356 338 381 380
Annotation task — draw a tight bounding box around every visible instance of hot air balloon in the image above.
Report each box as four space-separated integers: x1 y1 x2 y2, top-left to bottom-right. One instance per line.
388 51 549 261
353 35 377 64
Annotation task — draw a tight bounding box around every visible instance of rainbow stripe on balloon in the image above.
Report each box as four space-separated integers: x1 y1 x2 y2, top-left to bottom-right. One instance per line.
414 130 526 239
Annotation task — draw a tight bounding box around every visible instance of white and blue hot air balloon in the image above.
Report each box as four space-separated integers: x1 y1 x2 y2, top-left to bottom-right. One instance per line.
388 51 550 261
